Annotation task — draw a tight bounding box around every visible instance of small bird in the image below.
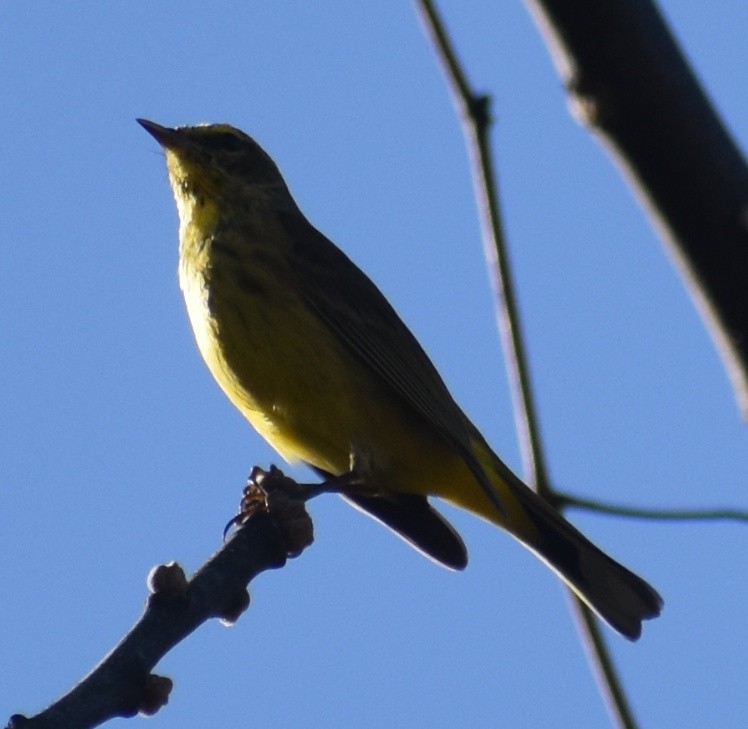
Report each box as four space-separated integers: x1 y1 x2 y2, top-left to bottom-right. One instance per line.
139 119 662 640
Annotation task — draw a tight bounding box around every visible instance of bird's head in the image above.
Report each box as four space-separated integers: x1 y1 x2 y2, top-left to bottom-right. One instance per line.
138 120 288 214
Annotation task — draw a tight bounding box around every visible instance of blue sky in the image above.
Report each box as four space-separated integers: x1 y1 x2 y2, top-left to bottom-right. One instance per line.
1 2 746 727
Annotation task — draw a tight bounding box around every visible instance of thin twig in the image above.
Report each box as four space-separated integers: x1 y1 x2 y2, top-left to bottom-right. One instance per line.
569 599 639 729
413 2 638 728
414 0 550 497
558 493 748 523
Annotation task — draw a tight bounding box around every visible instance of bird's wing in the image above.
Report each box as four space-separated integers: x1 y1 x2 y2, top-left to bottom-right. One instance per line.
309 465 468 569
342 491 468 569
281 212 505 516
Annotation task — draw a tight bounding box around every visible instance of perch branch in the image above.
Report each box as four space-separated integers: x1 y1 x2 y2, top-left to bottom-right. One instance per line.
6 467 312 729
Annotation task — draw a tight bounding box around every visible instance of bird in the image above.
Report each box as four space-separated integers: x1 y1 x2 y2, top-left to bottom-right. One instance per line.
138 119 662 640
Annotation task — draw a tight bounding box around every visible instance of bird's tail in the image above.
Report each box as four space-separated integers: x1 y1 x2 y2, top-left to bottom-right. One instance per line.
506 477 662 639
469 443 663 640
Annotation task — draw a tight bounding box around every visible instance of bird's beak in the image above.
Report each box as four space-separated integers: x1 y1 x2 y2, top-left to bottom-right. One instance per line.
137 118 183 150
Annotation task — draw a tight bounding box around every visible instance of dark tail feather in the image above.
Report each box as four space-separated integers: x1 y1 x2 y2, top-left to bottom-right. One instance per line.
509 482 663 640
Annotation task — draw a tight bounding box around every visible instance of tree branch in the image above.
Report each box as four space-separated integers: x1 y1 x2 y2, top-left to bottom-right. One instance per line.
6 469 313 729
569 598 639 729
415 0 551 497
557 492 748 523
524 0 748 417
413 2 644 727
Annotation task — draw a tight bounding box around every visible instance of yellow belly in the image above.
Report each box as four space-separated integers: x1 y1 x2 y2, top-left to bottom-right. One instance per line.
180 252 459 489
178 236 516 529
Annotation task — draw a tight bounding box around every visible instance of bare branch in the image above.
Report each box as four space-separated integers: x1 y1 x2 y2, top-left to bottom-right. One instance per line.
413 2 643 727
557 492 748 523
415 0 551 496
569 600 640 729
525 0 748 417
6 469 313 729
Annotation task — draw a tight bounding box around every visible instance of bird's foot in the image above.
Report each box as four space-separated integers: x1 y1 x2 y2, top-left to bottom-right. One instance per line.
223 465 316 557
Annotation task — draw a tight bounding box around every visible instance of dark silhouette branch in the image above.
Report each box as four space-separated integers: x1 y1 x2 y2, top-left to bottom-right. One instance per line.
525 0 748 417
6 468 313 729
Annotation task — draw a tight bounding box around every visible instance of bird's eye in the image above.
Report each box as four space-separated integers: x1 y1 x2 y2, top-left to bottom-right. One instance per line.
209 132 243 152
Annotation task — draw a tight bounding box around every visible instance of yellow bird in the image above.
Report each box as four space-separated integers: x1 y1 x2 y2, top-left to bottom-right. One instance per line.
139 119 662 640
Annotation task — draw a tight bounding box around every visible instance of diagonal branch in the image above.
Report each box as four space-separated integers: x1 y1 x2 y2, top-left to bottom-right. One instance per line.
415 0 550 497
524 0 748 417
413 2 642 728
6 469 313 729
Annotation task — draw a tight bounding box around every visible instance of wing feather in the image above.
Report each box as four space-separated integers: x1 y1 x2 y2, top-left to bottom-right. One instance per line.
280 212 505 516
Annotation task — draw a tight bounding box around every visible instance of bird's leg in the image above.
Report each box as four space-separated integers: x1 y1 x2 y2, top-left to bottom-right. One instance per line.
304 470 366 498
221 465 315 557
223 465 364 538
